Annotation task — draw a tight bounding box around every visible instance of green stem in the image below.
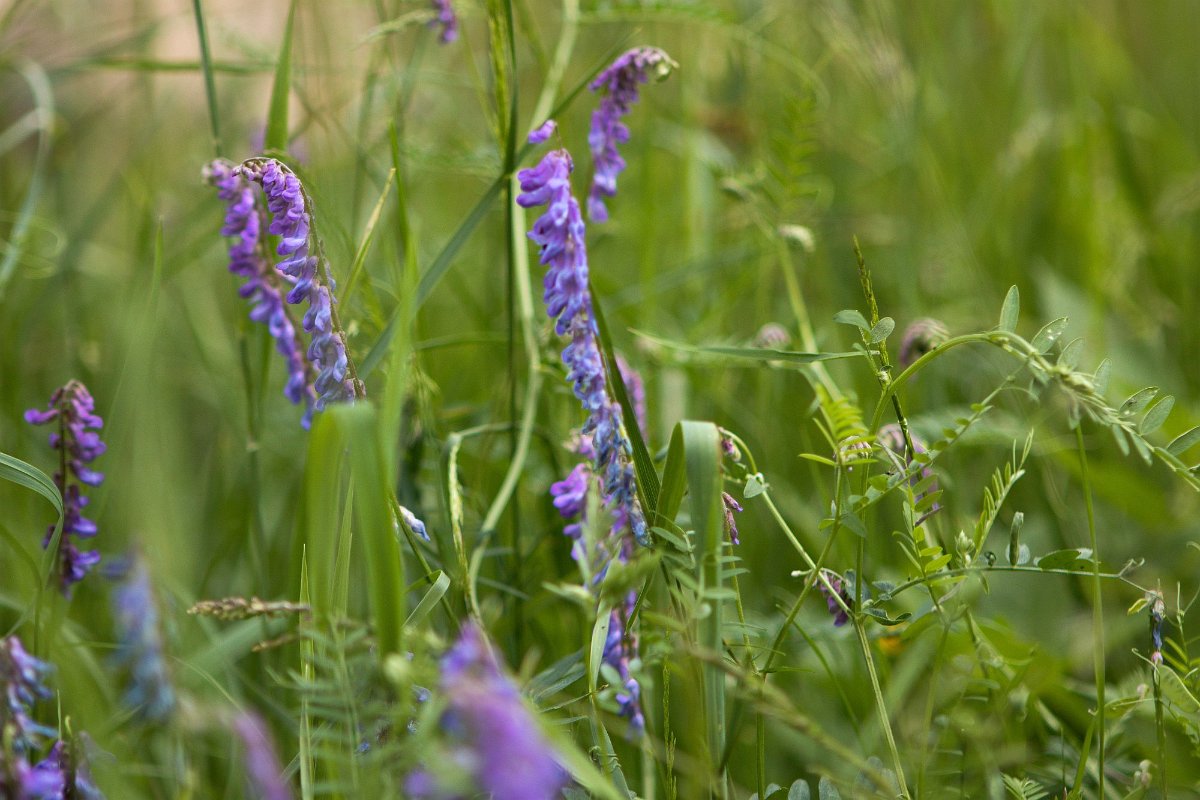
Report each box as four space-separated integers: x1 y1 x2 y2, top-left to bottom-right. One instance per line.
1076 423 1105 797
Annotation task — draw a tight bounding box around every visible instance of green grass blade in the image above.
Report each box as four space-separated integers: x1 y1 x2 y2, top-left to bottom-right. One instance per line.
191 0 222 156
404 570 450 628
680 420 726 777
0 452 63 520
341 168 395 307
633 329 864 366
264 0 297 154
0 60 52 299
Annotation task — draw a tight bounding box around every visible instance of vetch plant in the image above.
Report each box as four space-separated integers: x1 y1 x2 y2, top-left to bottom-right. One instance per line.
25 381 105 594
204 159 314 424
234 158 364 423
587 47 676 222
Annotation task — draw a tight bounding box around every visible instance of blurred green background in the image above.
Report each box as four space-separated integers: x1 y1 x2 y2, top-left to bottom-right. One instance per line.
2 0 1200 796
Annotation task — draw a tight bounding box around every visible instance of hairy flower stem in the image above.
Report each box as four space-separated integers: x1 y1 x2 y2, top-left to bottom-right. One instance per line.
1076 423 1105 797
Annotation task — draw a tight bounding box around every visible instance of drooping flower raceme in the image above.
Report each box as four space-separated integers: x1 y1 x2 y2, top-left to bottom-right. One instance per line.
25 381 105 593
406 624 566 800
587 47 675 222
204 159 314 422
519 146 648 733
235 158 360 420
110 556 175 724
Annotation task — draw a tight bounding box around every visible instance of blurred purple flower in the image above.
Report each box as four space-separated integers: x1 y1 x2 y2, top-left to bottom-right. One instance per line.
409 624 566 800
25 381 104 593
527 120 556 145
587 47 674 222
818 571 853 627
1 637 55 752
24 739 104 800
235 158 358 422
110 556 175 723
897 317 948 370
1148 590 1166 666
13 751 64 799
232 712 292 800
430 0 458 44
204 159 314 421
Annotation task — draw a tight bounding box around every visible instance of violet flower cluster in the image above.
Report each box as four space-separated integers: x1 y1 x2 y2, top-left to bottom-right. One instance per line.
205 159 314 421
232 158 359 423
877 423 942 523
25 381 105 594
429 0 458 44
897 317 949 370
817 571 853 628
232 712 292 800
587 46 674 222
110 557 175 724
406 624 566 800
1 637 103 799
519 146 649 733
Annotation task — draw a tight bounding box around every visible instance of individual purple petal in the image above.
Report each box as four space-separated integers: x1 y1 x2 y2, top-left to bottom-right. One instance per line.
527 119 557 145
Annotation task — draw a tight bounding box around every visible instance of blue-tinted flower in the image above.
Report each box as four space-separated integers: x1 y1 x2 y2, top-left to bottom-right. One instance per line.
399 506 430 542
24 739 104 800
411 624 566 800
204 159 314 420
235 158 359 421
110 556 175 723
587 47 675 222
602 598 644 733
232 712 292 800
430 0 458 44
25 381 105 593
13 751 64 799
877 423 941 523
1 637 55 752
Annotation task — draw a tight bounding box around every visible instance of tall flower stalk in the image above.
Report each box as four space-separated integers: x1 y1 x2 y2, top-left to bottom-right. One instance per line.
25 381 105 594
517 144 648 733
586 47 675 222
233 158 364 421
204 159 315 426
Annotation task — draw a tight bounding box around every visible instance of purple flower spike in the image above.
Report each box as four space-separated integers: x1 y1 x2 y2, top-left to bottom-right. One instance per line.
26 381 105 594
527 119 557 145
233 712 293 800
2 636 56 752
417 624 567 800
235 158 361 422
587 47 675 222
27 739 104 800
430 0 458 44
205 159 315 419
110 556 175 723
722 491 743 545
517 150 648 548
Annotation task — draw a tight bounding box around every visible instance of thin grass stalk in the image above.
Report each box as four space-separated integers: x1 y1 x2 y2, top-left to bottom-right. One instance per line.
1076 423 1105 797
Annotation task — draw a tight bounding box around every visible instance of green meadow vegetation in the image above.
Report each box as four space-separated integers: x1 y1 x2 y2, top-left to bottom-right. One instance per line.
3 1 1200 797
